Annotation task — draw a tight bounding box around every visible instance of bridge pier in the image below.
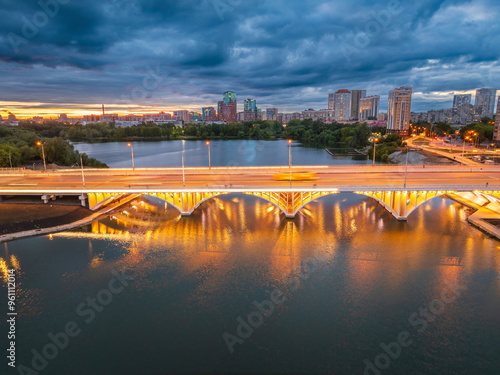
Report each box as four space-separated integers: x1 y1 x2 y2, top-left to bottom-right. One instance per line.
357 190 449 220
79 194 87 208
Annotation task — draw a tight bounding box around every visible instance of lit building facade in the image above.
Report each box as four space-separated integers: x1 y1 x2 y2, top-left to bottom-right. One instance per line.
202 107 217 122
359 95 380 121
493 97 500 145
351 90 366 120
453 94 471 110
387 86 412 136
334 89 352 121
328 93 334 110
244 98 257 121
222 91 237 123
475 88 497 118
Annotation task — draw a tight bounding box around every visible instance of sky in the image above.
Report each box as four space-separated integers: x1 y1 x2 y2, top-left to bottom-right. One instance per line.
0 0 499 118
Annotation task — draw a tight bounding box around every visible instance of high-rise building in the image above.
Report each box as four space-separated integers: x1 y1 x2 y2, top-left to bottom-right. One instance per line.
359 95 380 121
387 86 412 136
493 97 500 145
244 99 257 121
202 107 217 122
328 93 334 110
266 108 278 121
351 90 366 120
173 110 190 121
453 94 471 110
334 90 352 121
377 112 387 122
222 91 237 123
217 101 224 121
475 88 497 118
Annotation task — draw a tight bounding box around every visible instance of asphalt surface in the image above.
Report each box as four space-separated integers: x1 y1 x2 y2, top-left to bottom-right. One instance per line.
0 170 498 190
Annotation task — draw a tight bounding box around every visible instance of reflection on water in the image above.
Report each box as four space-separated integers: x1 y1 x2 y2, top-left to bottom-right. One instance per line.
1 194 500 375
73 139 376 168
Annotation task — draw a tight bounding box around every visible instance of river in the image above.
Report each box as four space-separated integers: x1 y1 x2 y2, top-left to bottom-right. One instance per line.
73 139 373 168
0 140 498 375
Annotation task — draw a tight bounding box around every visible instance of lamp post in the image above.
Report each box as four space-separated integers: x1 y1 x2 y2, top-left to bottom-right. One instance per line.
127 143 135 170
80 155 86 188
404 144 409 189
206 141 211 170
288 139 292 188
462 136 469 156
8 151 12 168
372 138 379 166
36 141 46 172
181 140 185 187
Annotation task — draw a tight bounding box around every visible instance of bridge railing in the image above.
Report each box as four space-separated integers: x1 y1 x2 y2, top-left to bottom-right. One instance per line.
0 164 498 176
0 184 498 194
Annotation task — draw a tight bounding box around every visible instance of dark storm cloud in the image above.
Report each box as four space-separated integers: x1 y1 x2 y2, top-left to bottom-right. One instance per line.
0 0 499 113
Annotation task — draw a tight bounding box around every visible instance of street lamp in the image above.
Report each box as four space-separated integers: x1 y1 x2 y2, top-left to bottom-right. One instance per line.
206 141 211 170
373 138 379 166
80 155 86 188
181 140 185 187
404 144 409 189
36 141 46 172
127 143 135 170
462 136 469 159
288 139 292 188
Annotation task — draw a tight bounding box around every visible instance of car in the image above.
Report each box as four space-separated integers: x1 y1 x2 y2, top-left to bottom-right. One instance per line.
273 172 319 181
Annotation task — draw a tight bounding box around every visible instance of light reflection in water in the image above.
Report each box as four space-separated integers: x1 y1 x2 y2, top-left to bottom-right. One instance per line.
4 193 500 375
47 193 495 296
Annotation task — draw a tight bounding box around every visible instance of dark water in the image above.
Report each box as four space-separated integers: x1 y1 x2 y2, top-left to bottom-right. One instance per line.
73 139 374 168
1 193 500 375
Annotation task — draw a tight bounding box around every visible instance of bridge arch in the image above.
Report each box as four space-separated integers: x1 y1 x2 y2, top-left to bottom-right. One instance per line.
87 189 461 221
354 190 450 220
145 191 339 218
88 192 129 210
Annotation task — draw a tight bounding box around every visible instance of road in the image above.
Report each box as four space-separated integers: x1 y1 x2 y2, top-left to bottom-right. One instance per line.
0 168 498 191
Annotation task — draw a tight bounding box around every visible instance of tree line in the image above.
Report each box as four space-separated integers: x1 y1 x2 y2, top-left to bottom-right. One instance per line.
0 124 107 168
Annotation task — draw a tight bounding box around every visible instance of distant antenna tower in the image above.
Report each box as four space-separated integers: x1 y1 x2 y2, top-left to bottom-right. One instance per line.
102 104 105 115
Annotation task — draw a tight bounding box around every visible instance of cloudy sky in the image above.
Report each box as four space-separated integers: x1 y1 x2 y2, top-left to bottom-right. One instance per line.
1 0 499 118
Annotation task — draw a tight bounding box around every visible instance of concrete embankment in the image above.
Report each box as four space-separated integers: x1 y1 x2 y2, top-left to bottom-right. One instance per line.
0 194 141 243
447 192 500 240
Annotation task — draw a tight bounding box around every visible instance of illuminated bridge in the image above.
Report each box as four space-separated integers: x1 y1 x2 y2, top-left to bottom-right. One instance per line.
0 165 499 220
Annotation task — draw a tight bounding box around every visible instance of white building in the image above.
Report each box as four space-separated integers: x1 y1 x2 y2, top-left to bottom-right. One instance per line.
387 86 412 136
475 88 497 118
334 90 352 121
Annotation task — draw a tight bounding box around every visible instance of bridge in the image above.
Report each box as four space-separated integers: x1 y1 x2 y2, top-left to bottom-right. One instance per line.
0 164 499 220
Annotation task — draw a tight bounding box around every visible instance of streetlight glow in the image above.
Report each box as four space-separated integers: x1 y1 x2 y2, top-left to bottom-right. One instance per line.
206 141 211 169
127 143 135 170
373 138 379 166
36 141 46 172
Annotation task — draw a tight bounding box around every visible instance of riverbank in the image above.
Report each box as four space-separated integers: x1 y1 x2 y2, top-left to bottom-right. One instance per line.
447 192 500 241
0 194 142 242
0 202 92 235
389 149 460 165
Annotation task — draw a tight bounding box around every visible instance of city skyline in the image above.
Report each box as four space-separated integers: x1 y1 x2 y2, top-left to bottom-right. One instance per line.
1 0 500 118
1 85 497 120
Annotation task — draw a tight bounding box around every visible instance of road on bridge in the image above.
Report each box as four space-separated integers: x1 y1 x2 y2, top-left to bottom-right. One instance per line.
0 168 498 190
